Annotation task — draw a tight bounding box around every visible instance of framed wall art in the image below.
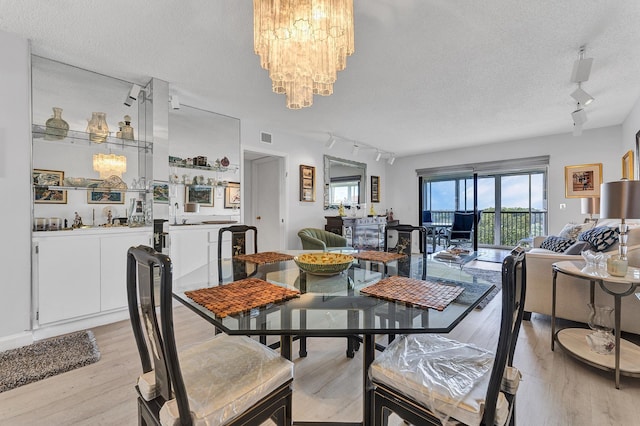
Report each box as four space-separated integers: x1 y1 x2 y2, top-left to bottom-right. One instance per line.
87 190 125 204
371 175 380 203
152 181 169 203
300 164 315 202
564 163 603 198
623 150 634 180
33 169 67 204
186 185 214 206
224 182 240 208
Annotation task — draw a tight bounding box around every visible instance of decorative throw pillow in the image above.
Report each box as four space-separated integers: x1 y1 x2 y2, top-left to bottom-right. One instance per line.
558 222 596 241
578 226 619 252
540 236 575 253
563 240 592 255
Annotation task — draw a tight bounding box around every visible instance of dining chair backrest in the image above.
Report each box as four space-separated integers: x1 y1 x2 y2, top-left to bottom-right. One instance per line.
384 223 427 280
422 210 432 223
217 225 258 284
127 245 190 422
482 248 527 425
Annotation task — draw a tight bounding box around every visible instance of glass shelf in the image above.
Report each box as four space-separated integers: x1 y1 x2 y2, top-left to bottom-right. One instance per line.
169 160 238 173
32 125 153 152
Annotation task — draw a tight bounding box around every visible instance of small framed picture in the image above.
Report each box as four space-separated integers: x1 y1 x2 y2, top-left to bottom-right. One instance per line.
87 190 125 204
371 175 380 203
152 181 169 203
300 165 315 202
224 182 241 208
564 163 603 198
186 185 214 206
622 150 634 180
33 169 67 204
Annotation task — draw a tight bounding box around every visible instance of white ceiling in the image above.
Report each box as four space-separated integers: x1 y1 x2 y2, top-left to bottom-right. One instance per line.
2 0 640 158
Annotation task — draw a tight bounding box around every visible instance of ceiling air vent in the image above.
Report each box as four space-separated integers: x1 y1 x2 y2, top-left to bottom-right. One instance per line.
260 132 272 144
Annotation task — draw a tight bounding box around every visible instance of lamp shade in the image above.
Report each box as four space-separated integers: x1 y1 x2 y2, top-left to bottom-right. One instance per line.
600 181 640 219
581 197 600 215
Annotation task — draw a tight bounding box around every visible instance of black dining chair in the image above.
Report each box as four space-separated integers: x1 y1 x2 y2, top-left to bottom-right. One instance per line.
217 224 258 285
126 245 294 426
383 223 427 279
369 249 526 426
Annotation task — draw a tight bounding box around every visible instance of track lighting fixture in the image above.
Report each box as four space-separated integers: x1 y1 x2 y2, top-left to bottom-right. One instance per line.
571 46 593 83
375 151 382 162
570 86 594 106
573 123 583 137
170 95 180 110
352 144 360 156
572 108 588 126
388 156 396 165
124 83 141 107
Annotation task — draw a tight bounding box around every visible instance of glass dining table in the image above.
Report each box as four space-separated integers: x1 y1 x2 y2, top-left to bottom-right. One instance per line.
173 250 495 426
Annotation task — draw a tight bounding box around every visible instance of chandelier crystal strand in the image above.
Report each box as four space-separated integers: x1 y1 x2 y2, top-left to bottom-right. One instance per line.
254 0 354 109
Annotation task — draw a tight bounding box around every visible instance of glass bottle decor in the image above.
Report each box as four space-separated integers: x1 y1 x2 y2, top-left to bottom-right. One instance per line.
86 112 109 143
121 115 135 140
586 303 615 355
44 107 69 140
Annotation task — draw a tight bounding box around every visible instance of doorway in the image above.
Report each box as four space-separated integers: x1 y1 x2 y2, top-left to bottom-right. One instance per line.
243 149 287 251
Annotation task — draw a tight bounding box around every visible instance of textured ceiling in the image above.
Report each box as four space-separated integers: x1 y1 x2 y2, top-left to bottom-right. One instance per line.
2 0 640 157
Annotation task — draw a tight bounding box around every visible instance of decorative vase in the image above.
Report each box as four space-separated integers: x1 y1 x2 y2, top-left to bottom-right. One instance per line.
44 107 69 140
121 115 135 140
86 112 109 143
586 304 615 355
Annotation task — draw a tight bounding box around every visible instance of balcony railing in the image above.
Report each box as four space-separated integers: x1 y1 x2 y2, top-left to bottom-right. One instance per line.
427 210 547 247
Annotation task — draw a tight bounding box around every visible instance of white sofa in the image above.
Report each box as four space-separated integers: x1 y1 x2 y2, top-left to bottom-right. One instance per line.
525 219 640 335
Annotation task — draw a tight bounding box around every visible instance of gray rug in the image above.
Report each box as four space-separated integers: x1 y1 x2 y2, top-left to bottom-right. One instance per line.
0 330 101 393
458 267 502 309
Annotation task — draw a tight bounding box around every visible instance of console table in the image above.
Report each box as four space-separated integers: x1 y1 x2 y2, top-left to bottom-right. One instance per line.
551 261 640 389
325 216 387 250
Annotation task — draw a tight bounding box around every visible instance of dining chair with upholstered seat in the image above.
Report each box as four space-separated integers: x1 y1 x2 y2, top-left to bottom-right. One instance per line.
369 249 526 426
127 245 294 426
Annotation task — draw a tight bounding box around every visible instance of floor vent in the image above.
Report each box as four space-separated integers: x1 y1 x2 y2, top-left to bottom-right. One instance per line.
260 132 272 144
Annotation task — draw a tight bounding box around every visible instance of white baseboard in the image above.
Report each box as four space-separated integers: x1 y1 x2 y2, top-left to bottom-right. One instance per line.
0 331 34 352
32 309 130 341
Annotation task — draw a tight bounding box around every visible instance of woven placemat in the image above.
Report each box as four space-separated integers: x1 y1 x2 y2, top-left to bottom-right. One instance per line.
233 251 294 265
185 278 300 317
360 276 464 311
351 251 407 263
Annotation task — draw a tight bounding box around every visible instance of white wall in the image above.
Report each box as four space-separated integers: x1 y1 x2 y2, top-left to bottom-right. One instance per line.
240 121 389 249
385 126 624 236
622 93 640 176
0 31 32 349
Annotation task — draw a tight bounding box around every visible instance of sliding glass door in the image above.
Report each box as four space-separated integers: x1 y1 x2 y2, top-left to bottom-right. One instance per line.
418 157 548 249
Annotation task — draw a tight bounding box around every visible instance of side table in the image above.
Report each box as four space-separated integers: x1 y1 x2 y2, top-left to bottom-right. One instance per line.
551 261 640 389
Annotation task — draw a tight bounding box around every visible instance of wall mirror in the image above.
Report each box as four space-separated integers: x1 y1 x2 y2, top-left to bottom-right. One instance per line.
168 105 240 218
323 155 367 209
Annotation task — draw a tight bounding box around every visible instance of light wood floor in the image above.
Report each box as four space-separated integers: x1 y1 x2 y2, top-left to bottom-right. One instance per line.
2 259 640 425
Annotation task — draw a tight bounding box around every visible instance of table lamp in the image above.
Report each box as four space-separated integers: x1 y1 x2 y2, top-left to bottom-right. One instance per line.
600 180 640 276
581 197 600 221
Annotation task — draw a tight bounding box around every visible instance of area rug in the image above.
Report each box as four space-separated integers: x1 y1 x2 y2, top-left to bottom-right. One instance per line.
458 267 502 309
0 330 101 393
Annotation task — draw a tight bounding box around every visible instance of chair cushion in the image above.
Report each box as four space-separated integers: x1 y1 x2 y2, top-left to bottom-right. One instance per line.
558 222 595 240
370 334 509 426
159 334 293 426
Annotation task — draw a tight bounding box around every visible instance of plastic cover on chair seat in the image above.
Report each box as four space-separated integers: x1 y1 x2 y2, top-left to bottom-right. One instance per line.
158 333 294 426
369 334 509 426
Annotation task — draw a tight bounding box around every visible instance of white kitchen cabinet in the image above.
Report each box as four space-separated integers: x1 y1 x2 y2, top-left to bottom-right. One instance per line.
34 236 101 324
34 229 152 325
100 232 152 311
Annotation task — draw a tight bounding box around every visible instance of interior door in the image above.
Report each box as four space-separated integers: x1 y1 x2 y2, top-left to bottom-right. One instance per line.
250 155 284 251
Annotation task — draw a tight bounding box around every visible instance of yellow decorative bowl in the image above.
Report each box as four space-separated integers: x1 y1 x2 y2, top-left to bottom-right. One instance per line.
294 252 354 275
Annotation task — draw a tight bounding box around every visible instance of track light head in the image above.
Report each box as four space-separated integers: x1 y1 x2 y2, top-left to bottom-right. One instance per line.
572 108 588 125
375 151 382 162
572 123 583 136
326 135 336 149
570 87 594 106
124 83 141 107
352 144 359 156
388 156 395 165
571 47 593 83
170 95 180 110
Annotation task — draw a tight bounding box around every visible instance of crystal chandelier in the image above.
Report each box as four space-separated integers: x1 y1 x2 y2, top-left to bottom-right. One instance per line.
93 153 127 179
253 0 354 109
